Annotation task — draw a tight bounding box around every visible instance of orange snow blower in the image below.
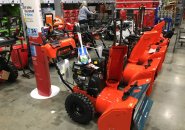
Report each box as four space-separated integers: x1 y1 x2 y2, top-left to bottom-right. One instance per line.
96 46 153 130
124 21 170 75
40 19 168 130
126 30 167 73
41 21 155 130
65 43 154 130
45 13 65 30
42 17 77 59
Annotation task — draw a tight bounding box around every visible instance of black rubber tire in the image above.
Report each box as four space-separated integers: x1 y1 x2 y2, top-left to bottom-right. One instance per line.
65 93 94 124
5 61 18 82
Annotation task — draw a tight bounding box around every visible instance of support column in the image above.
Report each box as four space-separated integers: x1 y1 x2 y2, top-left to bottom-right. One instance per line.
22 0 60 99
54 0 63 17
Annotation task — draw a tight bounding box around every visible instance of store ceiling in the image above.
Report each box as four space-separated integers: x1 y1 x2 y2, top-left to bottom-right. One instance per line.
0 0 115 4
0 0 54 4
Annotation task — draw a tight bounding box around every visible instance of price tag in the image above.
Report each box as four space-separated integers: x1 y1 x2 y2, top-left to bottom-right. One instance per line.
148 48 156 54
27 28 39 37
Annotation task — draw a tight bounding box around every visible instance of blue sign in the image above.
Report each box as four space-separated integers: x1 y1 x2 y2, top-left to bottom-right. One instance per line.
27 28 38 37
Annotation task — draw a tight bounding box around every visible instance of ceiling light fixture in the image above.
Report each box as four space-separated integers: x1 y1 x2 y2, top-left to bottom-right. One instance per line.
48 0 50 6
11 0 14 6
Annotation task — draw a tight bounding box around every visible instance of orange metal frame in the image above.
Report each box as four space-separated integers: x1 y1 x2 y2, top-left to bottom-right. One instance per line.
41 38 76 59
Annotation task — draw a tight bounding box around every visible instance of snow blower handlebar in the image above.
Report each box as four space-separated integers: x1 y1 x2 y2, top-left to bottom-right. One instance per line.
0 37 16 47
54 48 73 92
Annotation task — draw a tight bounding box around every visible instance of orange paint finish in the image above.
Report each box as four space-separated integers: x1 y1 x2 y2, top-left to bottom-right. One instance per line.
45 14 53 26
134 88 141 93
71 45 152 130
128 31 160 64
41 44 58 59
106 46 128 89
122 63 145 83
45 15 65 30
152 21 165 34
139 45 168 72
97 90 138 130
41 38 76 59
96 87 124 113
146 80 154 96
123 58 161 96
53 16 65 28
96 78 150 114
160 38 170 46
151 21 170 46
98 100 137 130
11 44 28 69
59 38 76 49
144 58 161 95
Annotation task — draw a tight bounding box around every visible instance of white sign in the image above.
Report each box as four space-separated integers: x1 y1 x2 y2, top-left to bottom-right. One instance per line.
22 0 43 33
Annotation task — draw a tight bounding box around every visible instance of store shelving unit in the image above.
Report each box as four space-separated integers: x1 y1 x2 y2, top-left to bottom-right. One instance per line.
163 0 184 26
175 0 184 26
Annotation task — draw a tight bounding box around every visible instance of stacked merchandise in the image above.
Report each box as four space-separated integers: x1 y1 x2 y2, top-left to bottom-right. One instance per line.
116 0 159 8
63 9 79 23
174 0 184 26
0 17 21 37
117 0 159 27
156 9 173 31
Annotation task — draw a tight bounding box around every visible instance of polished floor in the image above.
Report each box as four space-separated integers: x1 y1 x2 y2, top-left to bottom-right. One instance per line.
0 30 185 130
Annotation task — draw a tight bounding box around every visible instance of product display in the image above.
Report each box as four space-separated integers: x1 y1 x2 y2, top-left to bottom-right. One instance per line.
0 0 184 130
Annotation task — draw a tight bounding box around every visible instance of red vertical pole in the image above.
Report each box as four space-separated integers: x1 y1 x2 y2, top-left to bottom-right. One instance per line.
22 0 51 96
29 35 51 96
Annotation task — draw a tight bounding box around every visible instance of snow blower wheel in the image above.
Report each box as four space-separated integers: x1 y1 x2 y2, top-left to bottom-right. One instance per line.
65 93 94 124
4 61 18 82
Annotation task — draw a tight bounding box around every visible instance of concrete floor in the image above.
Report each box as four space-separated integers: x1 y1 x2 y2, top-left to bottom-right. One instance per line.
1 31 185 130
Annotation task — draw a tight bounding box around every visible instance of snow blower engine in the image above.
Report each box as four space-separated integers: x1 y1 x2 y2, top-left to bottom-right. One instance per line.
72 58 106 98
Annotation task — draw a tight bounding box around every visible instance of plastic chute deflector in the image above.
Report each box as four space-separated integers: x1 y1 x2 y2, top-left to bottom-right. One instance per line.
131 84 153 130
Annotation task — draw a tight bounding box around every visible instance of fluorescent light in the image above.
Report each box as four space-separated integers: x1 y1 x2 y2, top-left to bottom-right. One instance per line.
11 0 14 6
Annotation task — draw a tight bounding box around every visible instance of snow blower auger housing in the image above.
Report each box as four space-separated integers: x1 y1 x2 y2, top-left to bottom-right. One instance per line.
126 30 167 74
151 21 170 46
